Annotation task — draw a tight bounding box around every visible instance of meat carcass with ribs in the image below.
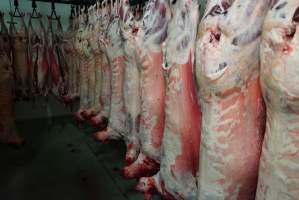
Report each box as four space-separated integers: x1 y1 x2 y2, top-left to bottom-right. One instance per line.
256 1 299 199
74 12 90 121
94 1 127 140
89 4 103 117
10 14 30 100
82 8 97 120
119 0 142 164
90 1 112 128
0 12 24 145
63 16 79 103
28 14 50 97
196 0 269 199
55 18 69 98
27 15 35 96
136 0 201 199
122 0 170 179
47 17 64 98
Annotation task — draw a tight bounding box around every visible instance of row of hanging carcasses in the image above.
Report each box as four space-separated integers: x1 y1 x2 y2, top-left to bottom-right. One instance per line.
71 0 299 200
1 0 299 199
0 10 77 101
67 0 299 200
0 12 24 145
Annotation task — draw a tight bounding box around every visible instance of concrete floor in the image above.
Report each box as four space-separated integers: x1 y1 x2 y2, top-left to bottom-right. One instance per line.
0 117 162 200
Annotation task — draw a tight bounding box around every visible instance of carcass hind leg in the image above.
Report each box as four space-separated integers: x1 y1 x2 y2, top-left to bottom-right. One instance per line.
135 176 156 200
94 127 121 142
122 153 160 179
82 108 97 120
90 113 108 130
125 137 140 165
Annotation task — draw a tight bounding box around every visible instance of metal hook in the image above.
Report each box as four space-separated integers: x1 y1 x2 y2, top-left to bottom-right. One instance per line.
11 0 24 18
70 5 76 19
30 0 40 19
48 0 60 20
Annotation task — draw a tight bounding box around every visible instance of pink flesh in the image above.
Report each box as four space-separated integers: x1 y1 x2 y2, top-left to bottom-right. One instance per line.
198 76 266 199
139 50 165 150
11 34 30 98
49 47 61 87
256 2 299 199
99 58 112 119
139 52 201 199
167 53 201 177
123 49 165 178
94 55 126 141
74 109 85 122
122 152 160 179
90 114 106 127
125 142 138 165
0 53 24 145
196 1 269 199
39 48 50 95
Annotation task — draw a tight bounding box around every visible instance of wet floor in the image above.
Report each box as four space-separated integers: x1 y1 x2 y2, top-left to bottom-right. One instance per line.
0 116 162 200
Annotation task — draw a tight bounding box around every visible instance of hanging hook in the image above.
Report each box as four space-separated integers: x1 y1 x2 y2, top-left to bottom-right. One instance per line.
30 0 40 19
70 5 76 19
10 0 24 18
48 0 60 20
14 0 19 7
76 5 80 16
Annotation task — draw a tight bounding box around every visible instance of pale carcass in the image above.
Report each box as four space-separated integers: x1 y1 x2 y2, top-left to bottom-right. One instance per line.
74 11 90 121
136 0 202 199
89 4 103 117
196 0 269 199
122 0 170 179
63 16 79 103
0 12 24 145
119 0 142 164
10 13 30 100
47 17 65 98
55 18 69 98
80 9 98 120
256 1 299 199
28 14 50 97
90 1 112 129
94 1 127 140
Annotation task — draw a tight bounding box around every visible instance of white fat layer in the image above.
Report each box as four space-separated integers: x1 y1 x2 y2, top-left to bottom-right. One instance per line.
88 29 103 111
101 54 112 116
154 1 201 199
166 0 199 65
159 127 198 200
83 41 97 108
196 0 270 199
123 41 141 136
138 58 163 160
137 0 170 52
198 101 240 199
256 1 299 199
139 99 160 160
75 27 89 108
106 57 126 135
100 12 127 136
107 18 124 59
136 0 170 160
